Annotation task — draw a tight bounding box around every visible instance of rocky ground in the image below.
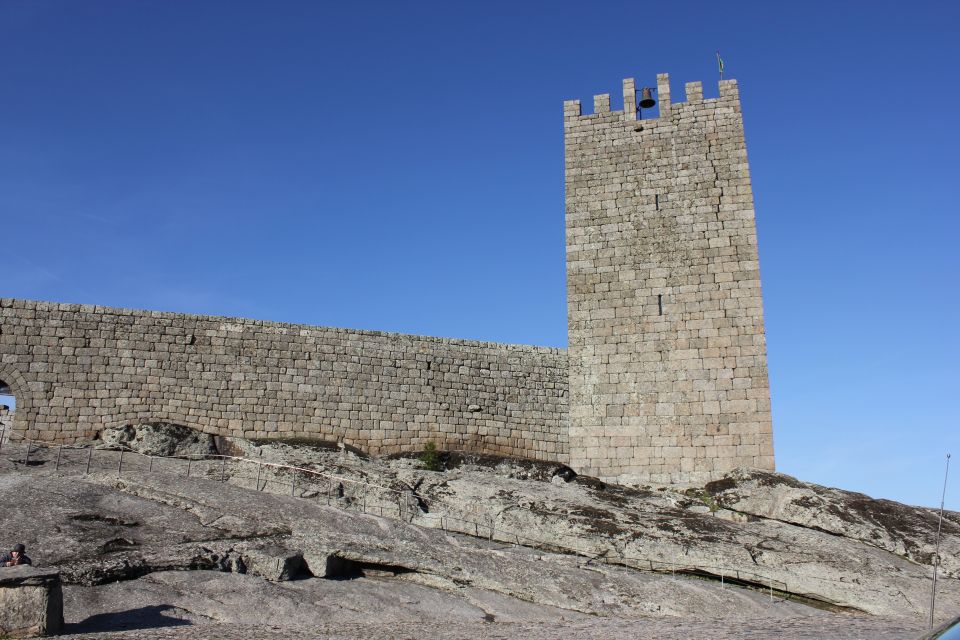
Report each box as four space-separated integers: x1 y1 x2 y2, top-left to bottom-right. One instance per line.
0 424 958 638
55 616 934 640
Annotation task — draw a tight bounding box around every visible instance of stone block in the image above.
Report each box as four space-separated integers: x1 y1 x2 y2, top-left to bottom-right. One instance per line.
0 566 64 637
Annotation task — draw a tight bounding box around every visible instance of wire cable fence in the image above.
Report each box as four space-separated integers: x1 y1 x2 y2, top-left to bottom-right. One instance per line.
0 428 794 601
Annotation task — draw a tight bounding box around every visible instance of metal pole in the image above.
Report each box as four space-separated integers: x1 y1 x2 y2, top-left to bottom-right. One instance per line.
256 462 262 491
186 456 191 478
86 447 93 474
149 456 153 472
0 425 5 452
117 448 123 477
291 472 296 497
24 439 31 467
929 453 952 629
362 485 366 513
55 444 63 471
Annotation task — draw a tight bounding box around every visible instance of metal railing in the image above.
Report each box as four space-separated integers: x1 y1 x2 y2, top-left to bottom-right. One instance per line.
0 429 793 600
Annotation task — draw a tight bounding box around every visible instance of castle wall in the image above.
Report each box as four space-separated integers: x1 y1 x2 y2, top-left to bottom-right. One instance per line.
0 298 569 460
0 72 778 482
564 75 774 484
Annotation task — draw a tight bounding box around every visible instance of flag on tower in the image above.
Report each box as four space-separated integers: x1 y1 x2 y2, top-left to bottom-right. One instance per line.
716 51 725 79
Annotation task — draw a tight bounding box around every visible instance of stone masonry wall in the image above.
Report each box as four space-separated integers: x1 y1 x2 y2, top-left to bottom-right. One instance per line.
564 74 774 484
0 298 569 461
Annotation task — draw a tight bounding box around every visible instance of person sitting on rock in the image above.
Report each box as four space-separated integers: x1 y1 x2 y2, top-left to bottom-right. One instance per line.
1 543 32 567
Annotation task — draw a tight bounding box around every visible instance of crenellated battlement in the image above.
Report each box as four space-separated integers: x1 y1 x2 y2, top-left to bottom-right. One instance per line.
563 72 741 122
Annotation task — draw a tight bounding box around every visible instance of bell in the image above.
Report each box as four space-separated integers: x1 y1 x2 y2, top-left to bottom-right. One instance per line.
638 87 656 109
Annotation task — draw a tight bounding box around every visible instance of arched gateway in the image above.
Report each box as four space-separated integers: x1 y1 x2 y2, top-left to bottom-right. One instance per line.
0 363 31 440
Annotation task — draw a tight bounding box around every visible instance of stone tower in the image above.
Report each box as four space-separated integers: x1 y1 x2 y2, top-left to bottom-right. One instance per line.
564 73 775 484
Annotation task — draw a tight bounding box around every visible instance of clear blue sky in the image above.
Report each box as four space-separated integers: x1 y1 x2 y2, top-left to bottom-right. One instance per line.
1 1 957 509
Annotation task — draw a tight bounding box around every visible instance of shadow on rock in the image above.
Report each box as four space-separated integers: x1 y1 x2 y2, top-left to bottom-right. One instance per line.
66 604 193 634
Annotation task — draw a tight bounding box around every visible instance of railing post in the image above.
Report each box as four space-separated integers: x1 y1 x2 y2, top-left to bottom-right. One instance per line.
186 457 191 478
85 447 93 475
220 457 226 482
24 439 31 467
117 448 123 477
55 444 63 471
149 456 154 472
256 462 262 491
291 472 296 497
721 571 724 589
362 485 366 513
0 425 5 452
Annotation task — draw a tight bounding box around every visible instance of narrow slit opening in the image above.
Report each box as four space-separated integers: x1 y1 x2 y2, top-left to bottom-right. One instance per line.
658 294 663 316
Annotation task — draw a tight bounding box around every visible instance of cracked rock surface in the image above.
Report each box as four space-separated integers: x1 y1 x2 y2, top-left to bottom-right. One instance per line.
2 426 958 637
207 435 960 618
703 468 960 579
1 469 818 622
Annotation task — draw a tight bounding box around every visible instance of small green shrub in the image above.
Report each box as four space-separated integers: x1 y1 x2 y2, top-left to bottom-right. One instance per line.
684 487 720 512
419 441 444 472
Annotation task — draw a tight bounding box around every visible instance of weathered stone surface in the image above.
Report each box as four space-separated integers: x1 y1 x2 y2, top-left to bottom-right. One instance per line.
0 452 826 624
704 468 960 578
239 546 304 582
408 472 959 617
97 473 808 619
5 427 958 630
52 616 933 640
63 569 593 631
0 466 274 586
99 424 217 458
0 565 64 637
206 437 960 618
